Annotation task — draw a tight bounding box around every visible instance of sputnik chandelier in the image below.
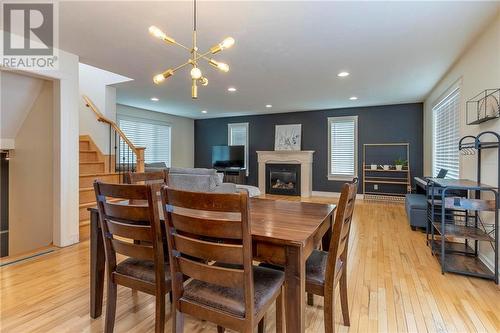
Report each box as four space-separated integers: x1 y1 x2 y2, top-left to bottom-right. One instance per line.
149 0 235 99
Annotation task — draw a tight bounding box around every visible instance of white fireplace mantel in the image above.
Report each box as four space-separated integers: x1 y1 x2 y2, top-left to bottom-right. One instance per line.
256 150 314 197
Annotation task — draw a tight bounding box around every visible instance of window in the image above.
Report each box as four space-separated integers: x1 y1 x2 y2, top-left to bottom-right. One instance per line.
228 123 249 175
433 87 460 179
118 116 171 167
328 116 358 180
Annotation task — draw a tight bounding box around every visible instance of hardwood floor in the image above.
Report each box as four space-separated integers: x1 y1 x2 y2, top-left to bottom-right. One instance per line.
1 196 499 332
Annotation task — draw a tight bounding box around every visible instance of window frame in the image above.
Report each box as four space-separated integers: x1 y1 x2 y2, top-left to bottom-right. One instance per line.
227 122 249 176
432 81 461 179
116 114 172 167
327 115 359 181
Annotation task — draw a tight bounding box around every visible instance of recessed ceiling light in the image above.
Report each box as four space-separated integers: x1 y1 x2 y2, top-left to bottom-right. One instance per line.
337 72 350 77
265 104 272 108
201 110 208 114
349 96 358 100
150 97 159 101
227 87 237 92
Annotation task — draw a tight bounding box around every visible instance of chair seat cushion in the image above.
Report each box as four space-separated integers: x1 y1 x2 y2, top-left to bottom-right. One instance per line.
306 249 342 286
405 194 427 210
116 258 171 283
182 266 284 318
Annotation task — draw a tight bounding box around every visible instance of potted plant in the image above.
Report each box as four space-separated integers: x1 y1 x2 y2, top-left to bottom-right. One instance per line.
394 157 407 171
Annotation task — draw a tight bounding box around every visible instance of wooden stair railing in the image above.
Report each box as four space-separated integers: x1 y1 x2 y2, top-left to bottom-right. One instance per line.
83 95 145 173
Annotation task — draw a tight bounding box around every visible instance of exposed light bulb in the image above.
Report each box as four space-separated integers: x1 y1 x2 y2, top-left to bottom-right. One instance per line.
221 37 235 49
191 67 202 79
217 62 229 72
149 26 166 39
149 25 175 44
209 59 230 72
337 71 350 77
153 69 174 84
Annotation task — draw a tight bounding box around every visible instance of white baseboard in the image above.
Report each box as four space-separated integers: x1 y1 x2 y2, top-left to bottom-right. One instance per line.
311 191 364 200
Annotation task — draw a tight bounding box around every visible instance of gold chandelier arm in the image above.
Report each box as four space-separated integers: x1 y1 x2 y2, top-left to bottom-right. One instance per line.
171 60 192 72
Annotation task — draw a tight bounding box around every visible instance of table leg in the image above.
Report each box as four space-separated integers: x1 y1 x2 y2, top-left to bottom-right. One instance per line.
284 245 305 333
90 209 105 319
322 214 333 251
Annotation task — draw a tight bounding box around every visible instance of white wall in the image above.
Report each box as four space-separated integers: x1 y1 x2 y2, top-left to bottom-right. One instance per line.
2 48 81 248
79 63 132 154
8 80 54 255
424 13 500 270
116 104 195 168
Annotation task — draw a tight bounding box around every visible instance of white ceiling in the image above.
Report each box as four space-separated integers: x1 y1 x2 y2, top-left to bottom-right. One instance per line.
59 1 499 119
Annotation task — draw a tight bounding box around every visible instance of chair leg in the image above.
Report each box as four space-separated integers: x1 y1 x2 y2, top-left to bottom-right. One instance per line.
340 273 350 326
216 326 225 333
307 292 314 306
155 292 166 333
104 281 117 333
276 289 284 333
258 316 265 333
172 310 184 333
323 290 335 333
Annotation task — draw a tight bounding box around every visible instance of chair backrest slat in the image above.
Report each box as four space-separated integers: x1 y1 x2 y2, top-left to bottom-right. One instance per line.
125 170 169 185
111 239 154 261
173 233 244 265
177 257 245 289
326 178 358 286
170 212 243 239
161 186 254 318
166 190 242 212
102 202 150 222
107 220 152 241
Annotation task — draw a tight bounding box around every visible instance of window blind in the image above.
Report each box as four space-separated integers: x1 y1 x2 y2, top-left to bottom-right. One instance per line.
329 117 357 178
433 88 460 179
228 123 249 174
118 118 171 167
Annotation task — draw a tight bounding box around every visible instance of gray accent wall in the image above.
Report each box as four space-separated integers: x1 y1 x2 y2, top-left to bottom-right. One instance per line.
195 103 423 193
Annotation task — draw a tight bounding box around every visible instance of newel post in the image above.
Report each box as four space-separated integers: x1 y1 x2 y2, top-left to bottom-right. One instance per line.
136 147 146 173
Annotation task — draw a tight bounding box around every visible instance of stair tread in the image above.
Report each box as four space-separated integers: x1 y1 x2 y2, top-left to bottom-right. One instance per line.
80 172 119 177
79 150 98 153
80 161 105 165
80 220 90 227
79 187 94 192
79 198 123 209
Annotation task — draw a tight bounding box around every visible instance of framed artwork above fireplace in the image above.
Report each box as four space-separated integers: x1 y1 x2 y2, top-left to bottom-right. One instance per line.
275 124 302 151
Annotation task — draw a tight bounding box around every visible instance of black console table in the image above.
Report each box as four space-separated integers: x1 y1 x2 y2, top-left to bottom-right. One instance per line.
216 167 246 185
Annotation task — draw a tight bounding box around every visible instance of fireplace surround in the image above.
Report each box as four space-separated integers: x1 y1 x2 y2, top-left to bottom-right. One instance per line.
257 150 314 197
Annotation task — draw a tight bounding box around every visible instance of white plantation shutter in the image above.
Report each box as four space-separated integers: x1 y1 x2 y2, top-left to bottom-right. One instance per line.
433 88 460 179
118 117 171 167
328 116 358 179
228 123 249 174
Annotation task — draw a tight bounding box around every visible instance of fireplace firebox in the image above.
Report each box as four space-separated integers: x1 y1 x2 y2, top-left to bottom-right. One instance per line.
265 163 301 196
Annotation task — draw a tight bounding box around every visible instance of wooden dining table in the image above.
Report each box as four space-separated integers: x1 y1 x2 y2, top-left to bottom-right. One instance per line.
89 197 336 333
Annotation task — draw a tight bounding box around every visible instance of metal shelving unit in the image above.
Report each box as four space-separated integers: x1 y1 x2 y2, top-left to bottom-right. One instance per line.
363 143 411 202
427 131 499 284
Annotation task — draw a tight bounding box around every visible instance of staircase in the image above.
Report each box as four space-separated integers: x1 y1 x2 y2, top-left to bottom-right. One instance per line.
79 135 120 238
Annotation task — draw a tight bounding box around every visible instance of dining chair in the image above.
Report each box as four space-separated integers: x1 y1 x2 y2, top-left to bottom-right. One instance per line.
94 181 172 333
160 186 285 333
306 178 358 333
125 170 169 186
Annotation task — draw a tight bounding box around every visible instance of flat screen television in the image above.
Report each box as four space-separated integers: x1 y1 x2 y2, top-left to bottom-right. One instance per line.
212 145 244 168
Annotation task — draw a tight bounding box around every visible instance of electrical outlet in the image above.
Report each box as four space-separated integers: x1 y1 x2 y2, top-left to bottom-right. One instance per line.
374 184 379 190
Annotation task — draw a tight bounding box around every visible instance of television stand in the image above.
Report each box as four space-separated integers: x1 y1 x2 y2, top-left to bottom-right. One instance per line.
215 167 246 185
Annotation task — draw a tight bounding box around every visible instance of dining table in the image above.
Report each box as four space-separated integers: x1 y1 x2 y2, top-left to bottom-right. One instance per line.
89 197 336 333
